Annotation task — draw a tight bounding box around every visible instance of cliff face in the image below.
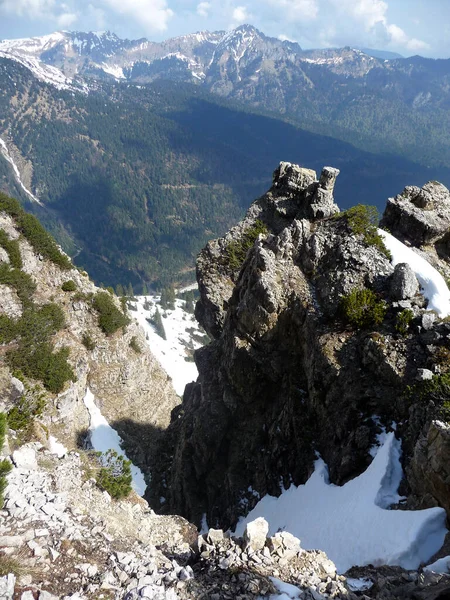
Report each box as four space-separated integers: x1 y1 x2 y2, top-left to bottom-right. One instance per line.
0 202 179 473
151 163 450 530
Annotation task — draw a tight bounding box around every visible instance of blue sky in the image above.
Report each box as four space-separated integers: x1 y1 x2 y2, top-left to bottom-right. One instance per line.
0 0 449 58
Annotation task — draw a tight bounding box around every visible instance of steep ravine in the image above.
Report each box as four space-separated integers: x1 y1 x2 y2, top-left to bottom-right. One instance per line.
150 162 450 543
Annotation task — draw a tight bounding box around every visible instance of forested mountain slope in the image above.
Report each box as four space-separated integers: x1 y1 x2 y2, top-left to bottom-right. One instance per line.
1 54 450 287
3 26 450 168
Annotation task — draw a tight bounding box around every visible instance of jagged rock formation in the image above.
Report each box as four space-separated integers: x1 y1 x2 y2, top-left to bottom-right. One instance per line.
150 164 450 536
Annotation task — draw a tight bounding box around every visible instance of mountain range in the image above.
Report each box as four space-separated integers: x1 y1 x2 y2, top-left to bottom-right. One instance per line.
1 25 450 287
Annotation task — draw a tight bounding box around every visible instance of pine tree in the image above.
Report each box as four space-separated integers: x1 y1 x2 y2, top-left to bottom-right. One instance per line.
116 283 125 297
153 308 166 340
142 282 148 296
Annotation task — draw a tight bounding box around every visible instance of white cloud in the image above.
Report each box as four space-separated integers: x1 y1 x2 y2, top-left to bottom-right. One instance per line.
101 0 174 32
326 0 428 53
231 5 249 24
196 1 210 17
57 11 77 26
272 0 318 22
0 0 56 18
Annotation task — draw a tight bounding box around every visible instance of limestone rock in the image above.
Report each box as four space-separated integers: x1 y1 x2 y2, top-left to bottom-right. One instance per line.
12 446 37 470
390 263 419 300
381 181 450 246
243 517 269 551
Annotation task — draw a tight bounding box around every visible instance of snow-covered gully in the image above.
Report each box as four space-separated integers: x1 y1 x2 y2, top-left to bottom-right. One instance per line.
83 387 147 496
0 137 42 205
235 432 448 573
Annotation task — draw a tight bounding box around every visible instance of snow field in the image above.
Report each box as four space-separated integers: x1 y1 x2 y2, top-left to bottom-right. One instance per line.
83 388 147 496
132 294 203 396
235 433 447 573
378 229 450 317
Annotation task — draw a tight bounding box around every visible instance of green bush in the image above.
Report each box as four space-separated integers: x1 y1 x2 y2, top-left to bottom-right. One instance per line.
82 332 96 351
341 287 387 329
93 291 130 335
0 230 22 269
409 373 450 421
7 388 46 431
7 344 75 394
0 193 71 269
0 263 36 306
61 280 77 292
129 336 141 353
0 314 18 344
225 220 268 271
336 205 391 259
396 309 414 336
96 449 132 499
18 304 65 346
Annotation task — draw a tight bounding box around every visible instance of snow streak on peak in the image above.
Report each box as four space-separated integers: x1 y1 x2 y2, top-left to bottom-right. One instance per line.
0 31 67 54
0 50 86 93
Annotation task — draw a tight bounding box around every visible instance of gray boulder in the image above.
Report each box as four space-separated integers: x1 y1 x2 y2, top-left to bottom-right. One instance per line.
390 263 419 300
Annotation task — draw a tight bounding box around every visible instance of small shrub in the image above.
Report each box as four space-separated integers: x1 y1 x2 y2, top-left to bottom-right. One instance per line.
0 314 18 344
336 205 391 259
96 449 132 499
129 336 141 354
61 280 77 292
18 303 65 345
225 220 268 271
16 212 71 269
434 346 450 372
0 230 22 269
82 332 96 351
93 291 130 335
7 344 75 394
409 373 450 421
395 309 414 336
0 263 36 306
341 287 387 329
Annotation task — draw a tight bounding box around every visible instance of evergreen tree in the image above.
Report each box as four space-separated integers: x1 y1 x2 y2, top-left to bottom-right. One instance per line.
142 282 148 296
126 283 134 299
160 285 176 310
153 308 166 340
116 283 125 297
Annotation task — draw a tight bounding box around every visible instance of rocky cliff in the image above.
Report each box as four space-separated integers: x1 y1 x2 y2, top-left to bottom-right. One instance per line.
150 163 450 535
0 193 179 473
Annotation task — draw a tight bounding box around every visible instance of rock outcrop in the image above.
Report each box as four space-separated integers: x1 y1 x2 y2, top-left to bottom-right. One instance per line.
0 208 179 473
151 165 450 535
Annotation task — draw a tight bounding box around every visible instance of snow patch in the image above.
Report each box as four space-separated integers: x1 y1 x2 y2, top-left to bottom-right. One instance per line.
424 555 450 574
101 63 125 79
379 229 450 317
0 137 42 205
263 577 303 599
234 432 447 573
0 50 84 92
133 294 204 396
48 436 67 458
83 388 146 496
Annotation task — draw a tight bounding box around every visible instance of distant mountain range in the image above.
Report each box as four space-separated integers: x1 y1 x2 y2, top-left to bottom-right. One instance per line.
2 25 450 167
0 25 450 287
